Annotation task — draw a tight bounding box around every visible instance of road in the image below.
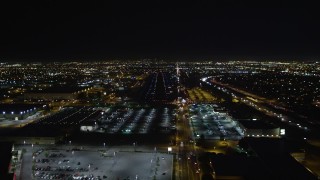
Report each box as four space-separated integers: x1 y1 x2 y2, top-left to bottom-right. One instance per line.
0 112 43 128
175 104 201 180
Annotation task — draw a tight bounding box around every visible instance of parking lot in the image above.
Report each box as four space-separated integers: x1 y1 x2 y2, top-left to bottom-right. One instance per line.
189 104 244 140
20 145 173 180
93 106 176 135
27 106 177 136
28 107 101 128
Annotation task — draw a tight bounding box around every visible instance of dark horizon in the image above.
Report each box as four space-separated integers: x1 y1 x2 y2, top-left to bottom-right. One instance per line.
1 1 320 61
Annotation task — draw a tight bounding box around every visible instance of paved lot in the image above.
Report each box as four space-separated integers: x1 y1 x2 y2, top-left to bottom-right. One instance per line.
20 145 173 180
94 107 175 135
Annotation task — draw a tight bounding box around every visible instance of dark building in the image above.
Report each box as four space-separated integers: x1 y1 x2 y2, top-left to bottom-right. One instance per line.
209 154 273 180
0 142 14 180
238 120 280 138
239 137 318 180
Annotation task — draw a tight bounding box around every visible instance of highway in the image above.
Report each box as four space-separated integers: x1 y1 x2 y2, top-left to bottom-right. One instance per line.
0 112 43 128
208 78 313 137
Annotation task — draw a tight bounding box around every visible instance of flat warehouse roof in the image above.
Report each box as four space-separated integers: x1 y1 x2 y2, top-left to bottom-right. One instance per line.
239 120 277 129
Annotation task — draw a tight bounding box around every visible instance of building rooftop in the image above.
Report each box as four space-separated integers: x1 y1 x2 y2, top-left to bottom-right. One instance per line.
239 120 277 129
209 153 273 180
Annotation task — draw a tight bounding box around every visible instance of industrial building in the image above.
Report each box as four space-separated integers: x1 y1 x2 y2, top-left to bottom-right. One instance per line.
238 120 280 138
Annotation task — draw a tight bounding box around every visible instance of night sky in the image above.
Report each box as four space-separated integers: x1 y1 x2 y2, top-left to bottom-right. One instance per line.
1 1 320 61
